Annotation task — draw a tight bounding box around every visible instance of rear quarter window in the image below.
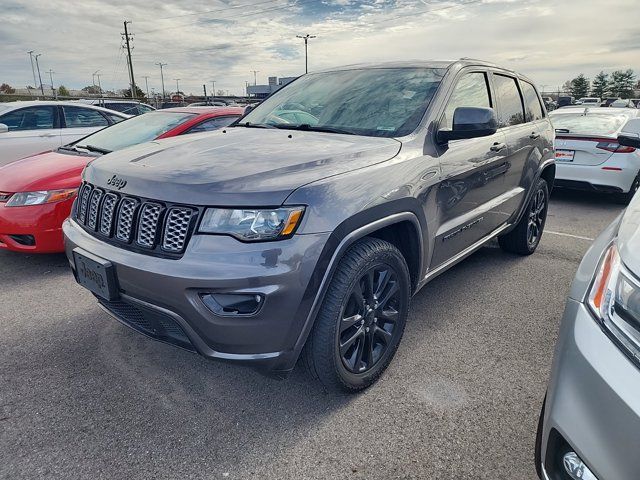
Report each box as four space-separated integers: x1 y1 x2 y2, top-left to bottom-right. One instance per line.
521 81 544 122
493 74 525 127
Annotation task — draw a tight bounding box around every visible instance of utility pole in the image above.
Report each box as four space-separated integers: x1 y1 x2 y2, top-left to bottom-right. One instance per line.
27 51 38 93
174 78 181 94
47 69 56 99
122 21 137 98
92 70 102 94
245 81 249 97
155 62 167 100
34 53 45 97
142 76 150 100
250 70 259 85
203 84 207 101
211 80 216 97
296 34 316 74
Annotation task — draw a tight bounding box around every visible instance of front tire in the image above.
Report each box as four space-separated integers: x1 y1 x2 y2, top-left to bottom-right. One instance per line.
303 237 410 393
498 178 549 255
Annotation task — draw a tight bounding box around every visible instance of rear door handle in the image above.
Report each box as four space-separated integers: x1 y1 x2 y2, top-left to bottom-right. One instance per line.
490 142 507 152
529 133 540 139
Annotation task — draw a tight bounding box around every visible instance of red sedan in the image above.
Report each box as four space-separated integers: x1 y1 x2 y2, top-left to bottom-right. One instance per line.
0 106 244 253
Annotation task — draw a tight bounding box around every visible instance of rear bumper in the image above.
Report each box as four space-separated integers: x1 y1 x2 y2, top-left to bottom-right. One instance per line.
0 199 74 253
63 218 332 374
556 162 639 194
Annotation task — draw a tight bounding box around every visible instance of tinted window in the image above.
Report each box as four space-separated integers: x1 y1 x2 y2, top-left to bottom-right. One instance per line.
441 72 491 130
241 67 446 137
521 81 544 121
0 106 56 131
187 116 240 133
63 106 109 128
104 103 140 115
493 74 525 127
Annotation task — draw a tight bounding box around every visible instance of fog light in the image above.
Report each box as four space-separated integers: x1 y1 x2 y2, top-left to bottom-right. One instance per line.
563 452 598 480
201 293 263 316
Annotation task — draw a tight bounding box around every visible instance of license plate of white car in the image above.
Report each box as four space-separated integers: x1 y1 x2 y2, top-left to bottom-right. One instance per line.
555 149 575 162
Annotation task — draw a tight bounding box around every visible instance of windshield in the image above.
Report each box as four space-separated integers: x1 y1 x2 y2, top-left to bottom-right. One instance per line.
239 67 446 137
72 111 195 152
550 112 632 136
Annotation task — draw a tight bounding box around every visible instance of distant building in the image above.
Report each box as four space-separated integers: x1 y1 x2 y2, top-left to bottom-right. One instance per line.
247 76 298 99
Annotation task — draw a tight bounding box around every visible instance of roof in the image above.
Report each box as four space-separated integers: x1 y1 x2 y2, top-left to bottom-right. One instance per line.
0 100 130 117
161 106 245 115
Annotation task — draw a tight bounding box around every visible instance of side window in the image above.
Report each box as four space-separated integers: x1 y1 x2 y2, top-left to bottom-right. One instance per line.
0 106 56 131
138 105 154 114
186 116 239 133
493 74 525 127
63 106 110 128
441 72 491 130
521 81 544 122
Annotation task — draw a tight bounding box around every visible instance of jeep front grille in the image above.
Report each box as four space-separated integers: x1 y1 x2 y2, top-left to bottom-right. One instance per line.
74 182 198 257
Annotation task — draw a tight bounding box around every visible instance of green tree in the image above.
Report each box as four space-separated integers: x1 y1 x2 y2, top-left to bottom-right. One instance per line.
0 83 15 94
609 69 636 98
569 74 590 98
591 71 609 98
123 85 145 99
57 85 70 96
81 85 101 94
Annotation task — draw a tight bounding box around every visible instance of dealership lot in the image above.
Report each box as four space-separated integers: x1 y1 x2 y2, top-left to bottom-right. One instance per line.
0 189 624 480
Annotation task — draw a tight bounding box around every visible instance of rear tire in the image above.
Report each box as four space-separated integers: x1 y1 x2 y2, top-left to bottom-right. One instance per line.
498 178 549 255
615 174 640 205
303 237 410 393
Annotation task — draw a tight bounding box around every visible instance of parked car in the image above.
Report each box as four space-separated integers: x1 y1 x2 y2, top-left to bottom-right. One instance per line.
536 128 640 479
63 60 555 392
550 108 640 203
610 98 636 108
78 99 156 116
577 97 601 106
160 101 188 109
558 96 575 107
0 107 244 253
0 101 129 166
601 97 621 107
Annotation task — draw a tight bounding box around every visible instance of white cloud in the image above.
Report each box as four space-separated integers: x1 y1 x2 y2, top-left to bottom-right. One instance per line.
0 0 638 95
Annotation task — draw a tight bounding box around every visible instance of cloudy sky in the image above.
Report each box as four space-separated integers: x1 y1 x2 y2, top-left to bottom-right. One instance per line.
1 0 638 96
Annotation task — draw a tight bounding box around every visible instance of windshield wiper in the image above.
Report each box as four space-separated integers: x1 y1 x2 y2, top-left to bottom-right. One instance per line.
58 145 83 153
555 128 571 134
272 124 356 135
233 122 277 129
76 144 112 154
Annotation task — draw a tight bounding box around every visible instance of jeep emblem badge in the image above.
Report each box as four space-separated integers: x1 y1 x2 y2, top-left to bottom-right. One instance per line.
107 175 127 190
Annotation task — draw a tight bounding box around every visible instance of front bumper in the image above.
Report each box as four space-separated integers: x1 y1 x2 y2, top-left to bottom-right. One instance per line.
0 199 74 253
63 218 331 374
555 162 639 194
540 299 640 480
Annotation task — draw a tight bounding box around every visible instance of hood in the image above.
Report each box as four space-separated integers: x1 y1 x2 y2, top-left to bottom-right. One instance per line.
618 193 640 275
0 150 92 193
83 128 401 206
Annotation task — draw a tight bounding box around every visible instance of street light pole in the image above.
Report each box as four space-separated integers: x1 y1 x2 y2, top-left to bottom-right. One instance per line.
142 76 150 100
155 62 167 100
27 51 38 93
93 70 102 94
174 78 180 94
296 34 316 74
211 80 216 98
47 69 56 99
34 54 45 97
251 70 259 85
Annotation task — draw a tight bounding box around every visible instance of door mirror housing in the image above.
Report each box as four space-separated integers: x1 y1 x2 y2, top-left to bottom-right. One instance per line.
437 107 498 143
0 123 8 134
618 119 640 149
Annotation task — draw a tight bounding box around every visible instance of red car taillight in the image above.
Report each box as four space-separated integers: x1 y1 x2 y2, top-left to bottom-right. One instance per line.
596 141 636 153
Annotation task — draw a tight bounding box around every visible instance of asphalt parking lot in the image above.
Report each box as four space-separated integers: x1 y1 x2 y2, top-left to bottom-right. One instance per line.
0 189 625 480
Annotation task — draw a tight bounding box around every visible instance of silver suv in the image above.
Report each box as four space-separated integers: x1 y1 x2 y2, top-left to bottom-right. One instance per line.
64 60 555 392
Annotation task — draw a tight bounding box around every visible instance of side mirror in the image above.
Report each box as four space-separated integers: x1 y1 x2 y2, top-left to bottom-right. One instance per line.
618 119 640 149
437 107 498 143
243 104 256 115
0 123 8 134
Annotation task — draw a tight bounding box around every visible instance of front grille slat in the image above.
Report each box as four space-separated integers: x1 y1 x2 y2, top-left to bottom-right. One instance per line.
74 182 195 258
162 208 193 253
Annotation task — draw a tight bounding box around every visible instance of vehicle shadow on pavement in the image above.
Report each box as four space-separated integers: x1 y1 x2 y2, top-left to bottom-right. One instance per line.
550 187 620 207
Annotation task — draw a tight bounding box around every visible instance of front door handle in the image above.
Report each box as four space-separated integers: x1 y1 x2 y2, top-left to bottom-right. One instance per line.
490 142 507 152
529 132 540 139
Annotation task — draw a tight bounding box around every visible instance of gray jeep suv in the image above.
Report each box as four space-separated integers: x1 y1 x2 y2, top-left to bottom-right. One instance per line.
63 60 555 392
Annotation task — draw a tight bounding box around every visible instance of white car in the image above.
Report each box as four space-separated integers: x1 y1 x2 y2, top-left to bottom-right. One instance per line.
77 99 156 116
551 107 640 203
610 99 637 108
0 101 129 166
577 97 601 105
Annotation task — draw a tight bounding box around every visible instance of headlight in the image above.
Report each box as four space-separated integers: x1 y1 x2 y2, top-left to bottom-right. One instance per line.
5 188 78 207
198 206 304 241
588 242 640 358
